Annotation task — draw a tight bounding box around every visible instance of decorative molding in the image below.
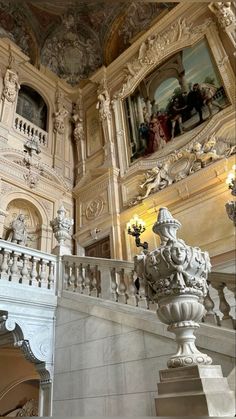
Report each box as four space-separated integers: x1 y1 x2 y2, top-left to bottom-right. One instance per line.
114 18 213 99
128 133 235 206
85 197 104 220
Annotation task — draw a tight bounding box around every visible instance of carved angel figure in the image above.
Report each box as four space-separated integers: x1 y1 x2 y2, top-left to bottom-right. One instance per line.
139 163 172 200
2 68 20 102
96 89 111 121
53 106 68 134
192 138 220 167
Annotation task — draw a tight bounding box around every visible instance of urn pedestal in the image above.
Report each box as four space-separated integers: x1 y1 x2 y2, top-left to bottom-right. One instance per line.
156 365 235 417
134 207 235 417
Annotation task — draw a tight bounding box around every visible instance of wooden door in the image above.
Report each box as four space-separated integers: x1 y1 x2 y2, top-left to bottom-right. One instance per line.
85 236 111 259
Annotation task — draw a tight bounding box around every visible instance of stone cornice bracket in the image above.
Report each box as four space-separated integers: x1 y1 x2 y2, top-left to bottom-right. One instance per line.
115 17 213 100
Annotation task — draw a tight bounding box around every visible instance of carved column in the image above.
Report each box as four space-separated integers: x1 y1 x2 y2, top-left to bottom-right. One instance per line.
134 207 235 417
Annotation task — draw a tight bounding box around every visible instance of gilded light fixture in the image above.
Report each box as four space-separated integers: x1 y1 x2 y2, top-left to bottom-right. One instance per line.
127 214 148 250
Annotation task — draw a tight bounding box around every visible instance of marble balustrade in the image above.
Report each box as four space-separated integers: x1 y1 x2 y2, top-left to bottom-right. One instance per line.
0 239 57 291
62 255 236 330
0 240 234 329
14 113 48 146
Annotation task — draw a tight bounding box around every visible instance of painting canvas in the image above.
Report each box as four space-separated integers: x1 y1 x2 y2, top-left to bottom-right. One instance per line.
125 39 229 162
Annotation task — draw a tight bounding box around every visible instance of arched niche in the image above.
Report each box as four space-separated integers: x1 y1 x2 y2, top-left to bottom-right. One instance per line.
16 85 48 131
2 197 49 251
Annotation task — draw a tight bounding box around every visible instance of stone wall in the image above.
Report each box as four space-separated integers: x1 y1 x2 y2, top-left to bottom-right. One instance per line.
53 302 235 416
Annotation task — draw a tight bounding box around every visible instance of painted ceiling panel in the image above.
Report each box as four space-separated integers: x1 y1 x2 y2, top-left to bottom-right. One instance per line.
0 1 176 85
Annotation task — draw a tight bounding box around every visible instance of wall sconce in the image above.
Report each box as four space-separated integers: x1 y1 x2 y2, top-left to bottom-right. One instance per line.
127 214 148 250
225 164 236 226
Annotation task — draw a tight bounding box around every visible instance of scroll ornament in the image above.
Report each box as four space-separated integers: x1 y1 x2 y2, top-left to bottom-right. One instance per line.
134 207 212 368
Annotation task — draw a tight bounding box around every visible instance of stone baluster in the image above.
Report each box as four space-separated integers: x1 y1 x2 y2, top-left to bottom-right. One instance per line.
91 265 100 297
73 263 78 291
212 281 235 329
20 254 30 285
110 267 118 302
48 261 55 290
117 268 128 304
84 264 92 295
9 251 20 282
39 259 47 288
138 273 150 309
68 263 76 292
202 283 220 326
0 249 11 280
77 263 85 293
64 261 70 290
127 269 139 307
30 256 39 286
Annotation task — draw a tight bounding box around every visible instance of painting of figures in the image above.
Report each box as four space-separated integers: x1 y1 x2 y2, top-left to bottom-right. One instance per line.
125 39 229 162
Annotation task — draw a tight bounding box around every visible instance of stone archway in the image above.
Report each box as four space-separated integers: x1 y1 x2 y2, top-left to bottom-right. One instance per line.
0 311 53 417
3 199 42 251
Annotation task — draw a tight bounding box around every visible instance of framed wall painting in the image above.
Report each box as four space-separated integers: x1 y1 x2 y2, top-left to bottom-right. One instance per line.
124 38 229 162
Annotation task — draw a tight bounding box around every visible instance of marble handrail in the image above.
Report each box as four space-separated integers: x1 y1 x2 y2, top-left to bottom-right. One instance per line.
0 239 57 292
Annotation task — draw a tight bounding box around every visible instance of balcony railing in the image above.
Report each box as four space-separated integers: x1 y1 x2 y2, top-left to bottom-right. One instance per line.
0 240 57 293
14 114 48 147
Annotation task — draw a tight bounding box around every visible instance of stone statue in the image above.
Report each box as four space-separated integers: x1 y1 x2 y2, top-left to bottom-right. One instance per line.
139 164 172 200
2 68 20 103
72 104 84 142
53 106 69 134
8 214 28 245
192 137 220 167
96 89 111 121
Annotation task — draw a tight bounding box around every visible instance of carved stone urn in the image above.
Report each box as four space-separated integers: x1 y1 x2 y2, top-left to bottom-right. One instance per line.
50 206 74 246
135 207 212 368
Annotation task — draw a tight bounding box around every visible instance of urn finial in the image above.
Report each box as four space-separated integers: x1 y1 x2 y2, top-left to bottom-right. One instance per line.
153 207 181 244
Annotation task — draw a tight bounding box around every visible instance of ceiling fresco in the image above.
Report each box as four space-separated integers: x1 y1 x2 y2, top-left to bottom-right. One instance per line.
0 1 176 86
